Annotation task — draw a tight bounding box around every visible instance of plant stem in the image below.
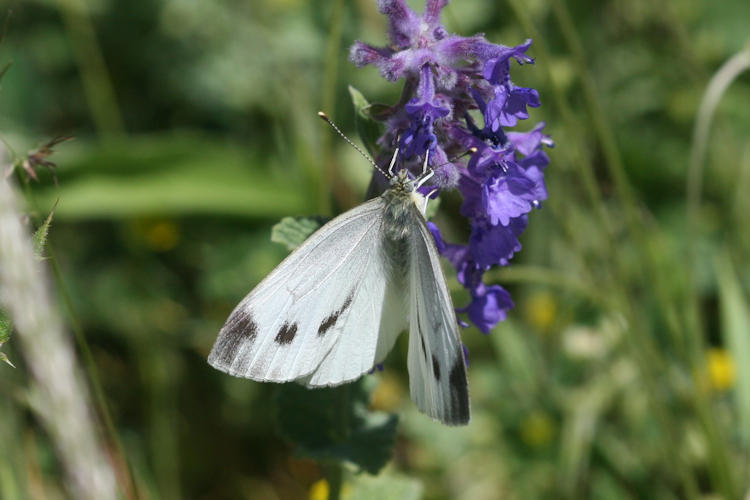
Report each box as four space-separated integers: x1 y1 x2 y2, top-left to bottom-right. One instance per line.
327 383 351 500
0 175 118 499
320 0 346 214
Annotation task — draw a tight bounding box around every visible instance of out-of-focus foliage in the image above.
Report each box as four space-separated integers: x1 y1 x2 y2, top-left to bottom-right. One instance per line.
276 378 398 475
0 0 749 499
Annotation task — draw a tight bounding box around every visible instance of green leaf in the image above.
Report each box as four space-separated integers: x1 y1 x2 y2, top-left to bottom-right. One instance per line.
0 313 10 345
275 377 398 474
33 134 314 219
0 314 13 368
32 203 56 260
0 61 11 84
271 216 327 250
348 85 384 159
716 253 750 446
0 353 14 369
348 471 423 500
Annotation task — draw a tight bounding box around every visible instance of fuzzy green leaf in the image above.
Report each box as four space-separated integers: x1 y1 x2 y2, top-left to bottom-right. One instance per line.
0 314 13 368
32 204 56 259
0 313 10 345
348 85 384 159
275 377 398 474
270 216 327 250
0 353 14 368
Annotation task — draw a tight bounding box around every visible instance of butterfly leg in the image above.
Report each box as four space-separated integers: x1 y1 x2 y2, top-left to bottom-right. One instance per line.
387 147 400 176
421 188 438 213
416 151 434 189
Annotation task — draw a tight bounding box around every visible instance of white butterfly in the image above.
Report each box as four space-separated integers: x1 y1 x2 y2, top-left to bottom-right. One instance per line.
208 130 470 426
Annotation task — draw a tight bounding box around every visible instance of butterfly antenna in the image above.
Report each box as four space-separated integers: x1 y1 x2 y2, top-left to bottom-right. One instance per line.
415 146 477 186
449 147 477 163
416 150 434 189
318 112 389 178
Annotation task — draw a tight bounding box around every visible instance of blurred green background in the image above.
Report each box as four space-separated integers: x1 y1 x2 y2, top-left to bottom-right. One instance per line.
1 0 750 498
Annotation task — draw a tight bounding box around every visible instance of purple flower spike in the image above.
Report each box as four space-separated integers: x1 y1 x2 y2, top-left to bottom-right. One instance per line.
350 1 552 333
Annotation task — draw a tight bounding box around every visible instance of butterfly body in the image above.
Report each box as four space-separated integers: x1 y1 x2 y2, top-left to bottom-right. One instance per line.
208 169 470 425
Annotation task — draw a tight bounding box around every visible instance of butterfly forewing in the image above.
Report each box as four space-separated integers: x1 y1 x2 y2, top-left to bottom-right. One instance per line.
209 197 406 385
209 170 470 426
406 204 470 425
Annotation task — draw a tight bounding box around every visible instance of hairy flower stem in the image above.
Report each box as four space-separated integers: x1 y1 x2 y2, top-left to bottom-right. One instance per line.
0 176 118 500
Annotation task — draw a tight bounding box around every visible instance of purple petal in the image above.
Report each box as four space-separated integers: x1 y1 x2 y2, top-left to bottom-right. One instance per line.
427 221 446 253
482 169 537 226
518 149 550 171
349 41 393 68
423 0 449 26
462 344 470 365
460 285 514 333
458 173 483 219
485 86 509 131
434 34 486 66
378 0 421 47
473 39 534 66
482 57 511 86
501 87 540 126
507 122 548 155
469 216 527 267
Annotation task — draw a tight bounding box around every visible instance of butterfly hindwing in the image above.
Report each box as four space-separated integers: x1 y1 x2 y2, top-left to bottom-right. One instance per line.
406 205 470 426
209 197 406 386
300 261 408 386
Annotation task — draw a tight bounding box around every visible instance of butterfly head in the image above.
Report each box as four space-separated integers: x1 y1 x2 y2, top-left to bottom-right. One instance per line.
389 169 416 193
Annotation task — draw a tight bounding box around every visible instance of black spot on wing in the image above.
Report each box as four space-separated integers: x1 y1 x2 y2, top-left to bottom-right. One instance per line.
214 312 257 367
448 351 470 424
317 292 354 336
416 312 430 362
275 322 298 344
432 354 441 381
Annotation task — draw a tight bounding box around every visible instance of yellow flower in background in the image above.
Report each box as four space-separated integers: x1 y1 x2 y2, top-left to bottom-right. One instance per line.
128 219 180 252
369 372 404 412
707 348 736 391
144 220 180 252
309 479 329 500
520 411 555 448
523 291 558 332
309 478 351 500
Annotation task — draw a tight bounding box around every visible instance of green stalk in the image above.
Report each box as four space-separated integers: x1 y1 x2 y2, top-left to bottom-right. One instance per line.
319 0 346 214
55 0 124 138
19 175 139 499
506 0 615 243
48 247 140 500
548 1 738 496
327 384 351 500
